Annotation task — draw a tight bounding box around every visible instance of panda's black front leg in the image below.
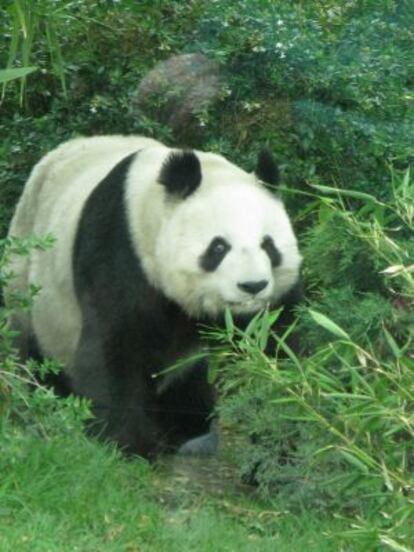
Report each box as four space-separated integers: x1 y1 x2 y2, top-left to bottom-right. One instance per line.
71 319 162 458
157 359 217 456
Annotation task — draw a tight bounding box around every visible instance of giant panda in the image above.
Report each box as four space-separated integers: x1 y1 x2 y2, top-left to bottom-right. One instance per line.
6 135 302 458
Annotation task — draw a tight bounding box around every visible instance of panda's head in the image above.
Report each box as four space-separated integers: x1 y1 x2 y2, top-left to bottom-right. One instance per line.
129 148 302 319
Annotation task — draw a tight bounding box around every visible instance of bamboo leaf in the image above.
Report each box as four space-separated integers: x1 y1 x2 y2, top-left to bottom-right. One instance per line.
383 327 401 358
338 450 369 473
381 459 394 492
311 183 384 205
379 536 414 552
224 307 234 339
0 66 37 84
13 0 28 38
401 168 411 197
309 310 351 340
243 309 263 338
273 333 303 372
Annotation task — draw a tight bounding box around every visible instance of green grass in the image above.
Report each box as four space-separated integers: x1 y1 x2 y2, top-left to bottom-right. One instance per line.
0 427 351 552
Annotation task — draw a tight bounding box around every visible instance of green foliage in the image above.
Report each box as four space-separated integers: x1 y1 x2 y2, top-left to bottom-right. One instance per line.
0 67 37 85
303 213 384 292
193 0 414 194
214 176 414 549
299 287 393 349
218 325 414 548
0 235 91 437
1 0 69 103
0 0 206 236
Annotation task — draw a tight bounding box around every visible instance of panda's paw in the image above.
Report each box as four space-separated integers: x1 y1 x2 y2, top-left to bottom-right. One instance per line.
177 432 218 457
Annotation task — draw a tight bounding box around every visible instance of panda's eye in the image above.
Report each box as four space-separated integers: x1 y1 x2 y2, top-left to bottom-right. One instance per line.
199 237 231 272
211 240 227 255
261 235 282 267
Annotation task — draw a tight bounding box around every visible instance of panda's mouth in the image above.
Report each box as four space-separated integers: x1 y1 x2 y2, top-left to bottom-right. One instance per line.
226 298 267 312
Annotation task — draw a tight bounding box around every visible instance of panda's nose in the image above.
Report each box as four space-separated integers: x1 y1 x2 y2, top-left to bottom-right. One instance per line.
237 280 268 295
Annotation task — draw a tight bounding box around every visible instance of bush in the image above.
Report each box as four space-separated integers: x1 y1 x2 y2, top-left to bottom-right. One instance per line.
213 173 414 548
192 0 414 195
0 236 91 445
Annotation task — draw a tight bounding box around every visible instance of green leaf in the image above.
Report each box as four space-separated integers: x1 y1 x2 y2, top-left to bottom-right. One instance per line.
243 309 263 338
270 397 297 405
401 167 411 196
379 536 414 552
267 307 283 327
0 66 37 84
311 183 384 205
224 307 234 339
318 200 334 224
207 361 218 384
383 327 401 358
338 450 369 473
309 310 351 340
257 309 282 351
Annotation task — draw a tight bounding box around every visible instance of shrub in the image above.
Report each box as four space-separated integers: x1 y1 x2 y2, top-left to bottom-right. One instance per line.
214 172 414 548
0 236 90 443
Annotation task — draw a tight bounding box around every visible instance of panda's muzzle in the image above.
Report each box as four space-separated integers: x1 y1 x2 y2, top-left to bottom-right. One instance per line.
237 280 268 295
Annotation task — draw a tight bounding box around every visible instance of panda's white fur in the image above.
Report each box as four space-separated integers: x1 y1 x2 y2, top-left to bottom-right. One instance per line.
6 135 301 456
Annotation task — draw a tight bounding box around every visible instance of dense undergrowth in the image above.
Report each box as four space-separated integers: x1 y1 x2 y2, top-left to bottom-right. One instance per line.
212 174 414 548
1 1 413 550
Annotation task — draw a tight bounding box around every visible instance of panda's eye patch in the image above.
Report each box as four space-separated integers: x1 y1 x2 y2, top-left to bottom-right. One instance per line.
200 237 231 272
261 235 282 267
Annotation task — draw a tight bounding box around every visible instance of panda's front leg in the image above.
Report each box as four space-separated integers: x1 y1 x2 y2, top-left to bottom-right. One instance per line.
177 430 219 457
156 359 218 456
71 319 162 458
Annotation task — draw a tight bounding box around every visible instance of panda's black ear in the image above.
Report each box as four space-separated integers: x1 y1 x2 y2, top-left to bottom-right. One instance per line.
158 150 202 199
255 149 279 187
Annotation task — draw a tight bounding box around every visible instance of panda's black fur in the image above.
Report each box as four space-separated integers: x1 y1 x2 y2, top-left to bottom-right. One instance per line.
71 152 213 456
6 136 302 459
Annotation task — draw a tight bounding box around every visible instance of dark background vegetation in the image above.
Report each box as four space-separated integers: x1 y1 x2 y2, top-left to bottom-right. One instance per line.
1 1 413 550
